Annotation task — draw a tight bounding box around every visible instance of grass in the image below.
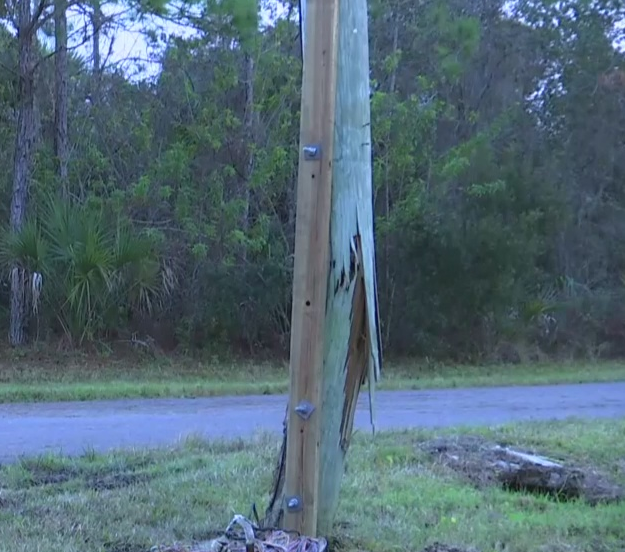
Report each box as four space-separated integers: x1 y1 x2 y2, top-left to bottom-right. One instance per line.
1 419 624 552
0 351 624 403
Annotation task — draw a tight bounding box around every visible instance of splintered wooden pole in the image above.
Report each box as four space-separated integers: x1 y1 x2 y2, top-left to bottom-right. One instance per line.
282 0 340 537
316 0 381 534
266 0 381 537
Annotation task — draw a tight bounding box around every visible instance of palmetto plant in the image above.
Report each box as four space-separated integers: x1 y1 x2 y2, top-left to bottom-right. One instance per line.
0 195 174 345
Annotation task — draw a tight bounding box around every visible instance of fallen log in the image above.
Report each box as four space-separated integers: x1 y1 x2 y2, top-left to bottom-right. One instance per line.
490 445 586 500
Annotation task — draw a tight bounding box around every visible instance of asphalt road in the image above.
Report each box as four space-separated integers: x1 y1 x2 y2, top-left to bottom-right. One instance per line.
1 382 624 464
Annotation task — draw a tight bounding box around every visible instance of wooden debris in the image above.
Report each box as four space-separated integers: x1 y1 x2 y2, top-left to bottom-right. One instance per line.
152 515 328 552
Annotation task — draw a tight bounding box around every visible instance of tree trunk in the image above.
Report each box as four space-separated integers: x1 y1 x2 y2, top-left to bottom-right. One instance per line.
54 0 69 197
91 0 102 99
264 0 381 535
383 13 399 348
10 0 37 346
92 0 101 74
241 51 254 254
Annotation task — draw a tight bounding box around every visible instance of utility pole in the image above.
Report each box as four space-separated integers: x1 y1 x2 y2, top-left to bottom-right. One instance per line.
282 0 340 537
269 0 382 537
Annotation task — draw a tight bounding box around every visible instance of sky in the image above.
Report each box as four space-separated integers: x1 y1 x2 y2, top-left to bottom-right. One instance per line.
18 0 625 83
60 0 290 80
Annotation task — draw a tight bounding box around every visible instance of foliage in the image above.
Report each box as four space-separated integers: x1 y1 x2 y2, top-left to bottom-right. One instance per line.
0 421 624 551
0 195 171 344
0 0 624 361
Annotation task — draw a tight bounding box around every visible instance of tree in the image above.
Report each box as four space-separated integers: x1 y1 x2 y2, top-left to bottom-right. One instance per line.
8 0 40 346
54 0 69 197
0 0 624 360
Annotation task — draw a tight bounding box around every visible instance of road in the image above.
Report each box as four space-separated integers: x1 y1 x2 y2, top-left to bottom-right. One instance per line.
1 382 624 464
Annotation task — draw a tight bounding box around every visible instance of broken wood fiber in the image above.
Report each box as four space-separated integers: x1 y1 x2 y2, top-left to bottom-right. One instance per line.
265 0 382 537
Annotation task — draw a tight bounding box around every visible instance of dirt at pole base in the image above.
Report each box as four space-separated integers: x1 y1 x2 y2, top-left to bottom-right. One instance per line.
420 434 623 505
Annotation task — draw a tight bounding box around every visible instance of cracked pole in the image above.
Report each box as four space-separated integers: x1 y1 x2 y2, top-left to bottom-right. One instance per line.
266 0 382 537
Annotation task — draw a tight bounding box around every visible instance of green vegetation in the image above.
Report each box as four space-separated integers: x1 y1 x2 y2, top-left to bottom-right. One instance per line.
1 353 623 403
0 196 170 346
2 3 624 549
1 419 623 552
1 0 625 364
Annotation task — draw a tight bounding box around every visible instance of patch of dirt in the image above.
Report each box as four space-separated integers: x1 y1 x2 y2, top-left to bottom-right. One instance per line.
183 437 256 456
326 532 362 551
421 435 623 505
85 471 153 491
0 492 19 510
102 539 149 552
20 463 80 487
16 455 156 491
422 544 480 552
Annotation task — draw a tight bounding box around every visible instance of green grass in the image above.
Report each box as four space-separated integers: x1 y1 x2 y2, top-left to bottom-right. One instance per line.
1 419 624 552
0 353 624 403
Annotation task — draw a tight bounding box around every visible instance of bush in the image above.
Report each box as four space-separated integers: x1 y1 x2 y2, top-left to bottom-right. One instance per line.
0 195 172 345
